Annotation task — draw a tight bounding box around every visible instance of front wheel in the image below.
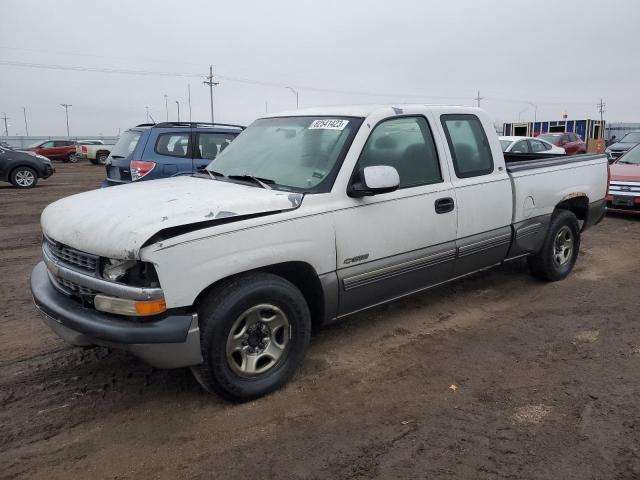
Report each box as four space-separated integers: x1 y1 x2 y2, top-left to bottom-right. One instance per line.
10 166 38 188
528 210 580 281
192 272 311 402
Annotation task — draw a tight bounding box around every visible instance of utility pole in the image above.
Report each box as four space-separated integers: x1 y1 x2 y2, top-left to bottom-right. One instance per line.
528 102 538 125
1 112 8 136
164 94 168 121
60 104 72 136
22 107 29 136
597 98 606 139
286 86 299 109
474 90 484 108
175 100 180 122
145 106 150 123
188 84 192 122
203 65 219 124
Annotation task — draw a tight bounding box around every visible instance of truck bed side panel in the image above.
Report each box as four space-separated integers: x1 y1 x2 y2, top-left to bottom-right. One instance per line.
507 154 608 225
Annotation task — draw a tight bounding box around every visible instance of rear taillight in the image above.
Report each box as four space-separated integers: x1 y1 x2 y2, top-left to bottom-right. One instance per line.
130 160 156 181
81 145 87 153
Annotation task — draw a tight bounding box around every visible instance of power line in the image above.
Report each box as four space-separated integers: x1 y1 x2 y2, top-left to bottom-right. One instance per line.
0 58 608 109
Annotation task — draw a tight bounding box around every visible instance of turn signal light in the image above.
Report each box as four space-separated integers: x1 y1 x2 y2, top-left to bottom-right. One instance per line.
94 295 166 317
130 160 156 181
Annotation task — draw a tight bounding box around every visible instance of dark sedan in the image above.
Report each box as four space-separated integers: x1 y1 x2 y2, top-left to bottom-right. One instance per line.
605 131 640 163
0 145 55 188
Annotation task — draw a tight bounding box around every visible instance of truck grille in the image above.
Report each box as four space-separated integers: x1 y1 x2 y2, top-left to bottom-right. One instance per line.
43 236 99 275
55 276 98 296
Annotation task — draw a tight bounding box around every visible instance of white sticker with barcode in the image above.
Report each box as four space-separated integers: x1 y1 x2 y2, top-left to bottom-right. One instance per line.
308 119 349 130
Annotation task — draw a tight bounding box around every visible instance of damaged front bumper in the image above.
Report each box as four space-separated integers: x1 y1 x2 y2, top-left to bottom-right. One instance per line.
30 261 202 368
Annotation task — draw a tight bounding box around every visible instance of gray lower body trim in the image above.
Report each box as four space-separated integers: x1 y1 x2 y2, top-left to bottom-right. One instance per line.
454 226 512 276
337 242 456 316
507 214 552 258
585 198 606 230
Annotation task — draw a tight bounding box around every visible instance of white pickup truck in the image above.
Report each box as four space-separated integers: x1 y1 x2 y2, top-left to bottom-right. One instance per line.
31 105 608 401
74 141 114 165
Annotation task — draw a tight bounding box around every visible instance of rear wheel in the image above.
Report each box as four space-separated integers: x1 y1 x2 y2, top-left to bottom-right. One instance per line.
97 152 109 165
192 272 311 402
68 154 79 163
528 210 580 281
10 166 38 188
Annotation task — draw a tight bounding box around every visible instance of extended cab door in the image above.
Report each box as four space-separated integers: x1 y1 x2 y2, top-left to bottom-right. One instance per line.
334 114 458 316
439 114 513 275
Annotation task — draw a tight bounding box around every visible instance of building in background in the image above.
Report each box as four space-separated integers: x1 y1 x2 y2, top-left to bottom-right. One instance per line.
605 123 640 141
503 119 604 141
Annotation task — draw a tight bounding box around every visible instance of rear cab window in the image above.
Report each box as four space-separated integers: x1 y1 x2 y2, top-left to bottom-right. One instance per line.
441 114 494 178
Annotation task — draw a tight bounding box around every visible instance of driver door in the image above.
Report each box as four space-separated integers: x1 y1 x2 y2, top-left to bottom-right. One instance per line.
334 115 458 316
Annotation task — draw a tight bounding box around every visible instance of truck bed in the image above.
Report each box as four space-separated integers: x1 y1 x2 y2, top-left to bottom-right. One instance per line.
506 153 608 225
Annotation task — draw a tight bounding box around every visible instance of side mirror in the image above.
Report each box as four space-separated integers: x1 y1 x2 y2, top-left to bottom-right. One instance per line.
349 165 400 197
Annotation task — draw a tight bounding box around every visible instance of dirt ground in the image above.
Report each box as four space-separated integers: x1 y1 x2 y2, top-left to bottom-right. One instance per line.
1 162 640 480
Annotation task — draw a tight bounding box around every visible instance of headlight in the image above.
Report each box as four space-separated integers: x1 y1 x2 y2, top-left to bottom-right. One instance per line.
102 258 137 282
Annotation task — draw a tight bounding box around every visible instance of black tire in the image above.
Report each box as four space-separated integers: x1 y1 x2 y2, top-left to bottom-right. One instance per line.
528 210 580 281
193 272 311 402
96 152 109 165
10 166 38 188
90 158 100 165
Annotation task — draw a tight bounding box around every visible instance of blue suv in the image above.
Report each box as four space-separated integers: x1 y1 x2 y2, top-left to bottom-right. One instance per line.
102 122 244 186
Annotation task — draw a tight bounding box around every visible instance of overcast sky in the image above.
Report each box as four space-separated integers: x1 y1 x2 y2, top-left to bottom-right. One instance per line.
1 0 638 136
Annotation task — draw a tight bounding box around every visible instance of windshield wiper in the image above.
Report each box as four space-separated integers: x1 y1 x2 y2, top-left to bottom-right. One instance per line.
204 169 225 180
228 174 274 190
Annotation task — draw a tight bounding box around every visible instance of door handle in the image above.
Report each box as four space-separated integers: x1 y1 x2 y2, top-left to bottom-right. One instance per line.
435 197 455 214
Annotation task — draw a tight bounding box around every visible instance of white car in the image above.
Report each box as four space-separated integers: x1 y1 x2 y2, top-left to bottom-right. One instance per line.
500 136 565 155
32 105 607 401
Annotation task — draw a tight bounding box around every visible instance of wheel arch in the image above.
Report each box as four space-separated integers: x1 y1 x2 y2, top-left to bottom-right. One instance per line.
96 149 110 158
192 261 327 330
555 193 589 223
9 163 39 179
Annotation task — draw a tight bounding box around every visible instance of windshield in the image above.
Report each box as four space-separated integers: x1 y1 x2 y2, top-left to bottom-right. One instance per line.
618 145 640 165
500 140 512 152
207 116 361 192
619 132 640 143
110 130 142 159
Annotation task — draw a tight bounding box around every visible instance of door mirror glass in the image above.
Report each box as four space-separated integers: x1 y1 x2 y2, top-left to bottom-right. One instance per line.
350 165 400 197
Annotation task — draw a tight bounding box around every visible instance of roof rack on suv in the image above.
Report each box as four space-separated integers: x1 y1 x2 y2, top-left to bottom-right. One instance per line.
152 122 245 130
135 123 156 127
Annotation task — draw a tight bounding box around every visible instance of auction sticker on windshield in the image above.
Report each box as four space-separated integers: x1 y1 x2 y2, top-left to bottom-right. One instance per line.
309 119 349 130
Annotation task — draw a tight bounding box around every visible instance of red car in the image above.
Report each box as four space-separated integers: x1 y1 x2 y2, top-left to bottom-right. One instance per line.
538 132 587 155
607 144 640 214
28 140 77 162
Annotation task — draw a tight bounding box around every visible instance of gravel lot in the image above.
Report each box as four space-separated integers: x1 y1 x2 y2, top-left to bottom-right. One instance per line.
1 162 640 479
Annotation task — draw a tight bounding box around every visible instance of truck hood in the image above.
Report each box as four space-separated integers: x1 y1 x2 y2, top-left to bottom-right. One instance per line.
610 163 640 183
608 141 638 152
41 176 303 259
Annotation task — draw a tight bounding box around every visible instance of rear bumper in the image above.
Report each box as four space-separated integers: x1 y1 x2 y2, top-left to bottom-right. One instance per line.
30 261 202 368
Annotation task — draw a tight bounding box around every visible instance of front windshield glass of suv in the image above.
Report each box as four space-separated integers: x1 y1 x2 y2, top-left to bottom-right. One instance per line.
619 132 640 143
500 140 512 151
207 116 361 192
618 145 640 165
